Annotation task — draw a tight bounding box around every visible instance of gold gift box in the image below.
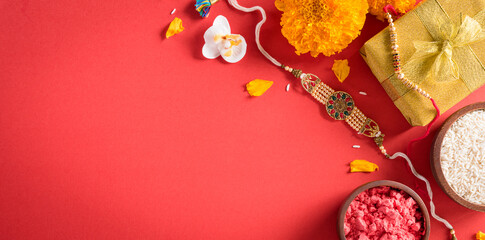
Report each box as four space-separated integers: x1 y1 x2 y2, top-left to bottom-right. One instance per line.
360 0 485 126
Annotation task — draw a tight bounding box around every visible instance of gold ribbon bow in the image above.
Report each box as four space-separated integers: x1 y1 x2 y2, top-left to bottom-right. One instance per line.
360 0 485 126
406 13 485 82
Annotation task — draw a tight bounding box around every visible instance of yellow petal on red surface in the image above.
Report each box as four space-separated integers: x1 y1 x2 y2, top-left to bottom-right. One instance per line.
166 17 184 39
477 231 485 240
350 159 379 172
332 59 350 83
246 79 273 96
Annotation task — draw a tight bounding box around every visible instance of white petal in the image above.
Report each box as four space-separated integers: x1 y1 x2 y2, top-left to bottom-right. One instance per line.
213 15 230 34
204 26 226 45
202 44 220 59
221 35 247 63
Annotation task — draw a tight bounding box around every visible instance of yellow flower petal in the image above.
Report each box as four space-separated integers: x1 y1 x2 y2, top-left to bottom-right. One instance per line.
332 59 350 83
246 79 273 96
367 0 417 21
477 231 485 240
166 17 184 39
350 160 379 172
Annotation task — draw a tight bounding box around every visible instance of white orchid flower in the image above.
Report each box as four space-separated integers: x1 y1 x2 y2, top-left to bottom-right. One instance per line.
202 15 247 63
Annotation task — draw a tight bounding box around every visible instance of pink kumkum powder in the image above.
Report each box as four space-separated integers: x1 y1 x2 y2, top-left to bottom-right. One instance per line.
344 186 425 240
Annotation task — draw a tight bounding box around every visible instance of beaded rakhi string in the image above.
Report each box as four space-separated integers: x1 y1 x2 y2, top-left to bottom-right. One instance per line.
384 6 456 239
214 0 457 239
383 5 442 156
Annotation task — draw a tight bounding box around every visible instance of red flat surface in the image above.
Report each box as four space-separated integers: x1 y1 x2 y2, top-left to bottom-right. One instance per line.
1 0 484 239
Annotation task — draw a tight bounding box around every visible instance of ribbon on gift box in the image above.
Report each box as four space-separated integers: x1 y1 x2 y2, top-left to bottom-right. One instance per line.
364 0 485 126
404 4 485 84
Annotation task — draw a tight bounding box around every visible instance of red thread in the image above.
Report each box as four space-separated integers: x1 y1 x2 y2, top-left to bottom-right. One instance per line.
405 98 440 201
383 4 398 15
407 98 440 155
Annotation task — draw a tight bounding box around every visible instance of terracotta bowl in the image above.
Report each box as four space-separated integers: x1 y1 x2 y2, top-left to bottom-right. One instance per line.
337 180 430 240
431 102 485 212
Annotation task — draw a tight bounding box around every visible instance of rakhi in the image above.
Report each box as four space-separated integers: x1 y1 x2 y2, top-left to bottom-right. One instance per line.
279 65 388 156
200 1 457 239
383 6 456 240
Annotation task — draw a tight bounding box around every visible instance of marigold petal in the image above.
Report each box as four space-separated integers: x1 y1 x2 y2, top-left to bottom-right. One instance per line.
332 59 350 83
275 0 285 11
166 17 184 38
350 160 379 173
246 79 273 96
477 231 485 240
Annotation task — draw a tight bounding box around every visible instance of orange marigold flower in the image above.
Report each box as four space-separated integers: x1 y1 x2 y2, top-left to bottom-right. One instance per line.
275 0 368 57
367 0 417 21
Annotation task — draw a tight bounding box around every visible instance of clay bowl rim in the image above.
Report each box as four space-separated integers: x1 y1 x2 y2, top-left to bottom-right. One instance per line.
430 102 485 212
337 180 430 240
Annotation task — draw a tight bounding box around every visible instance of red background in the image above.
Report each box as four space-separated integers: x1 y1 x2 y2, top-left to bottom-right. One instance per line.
1 0 484 239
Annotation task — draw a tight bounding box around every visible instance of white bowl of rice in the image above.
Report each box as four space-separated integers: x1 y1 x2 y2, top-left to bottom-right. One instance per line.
431 102 485 212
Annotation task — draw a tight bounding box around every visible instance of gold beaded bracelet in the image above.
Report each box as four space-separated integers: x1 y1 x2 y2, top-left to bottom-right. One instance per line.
280 64 389 157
